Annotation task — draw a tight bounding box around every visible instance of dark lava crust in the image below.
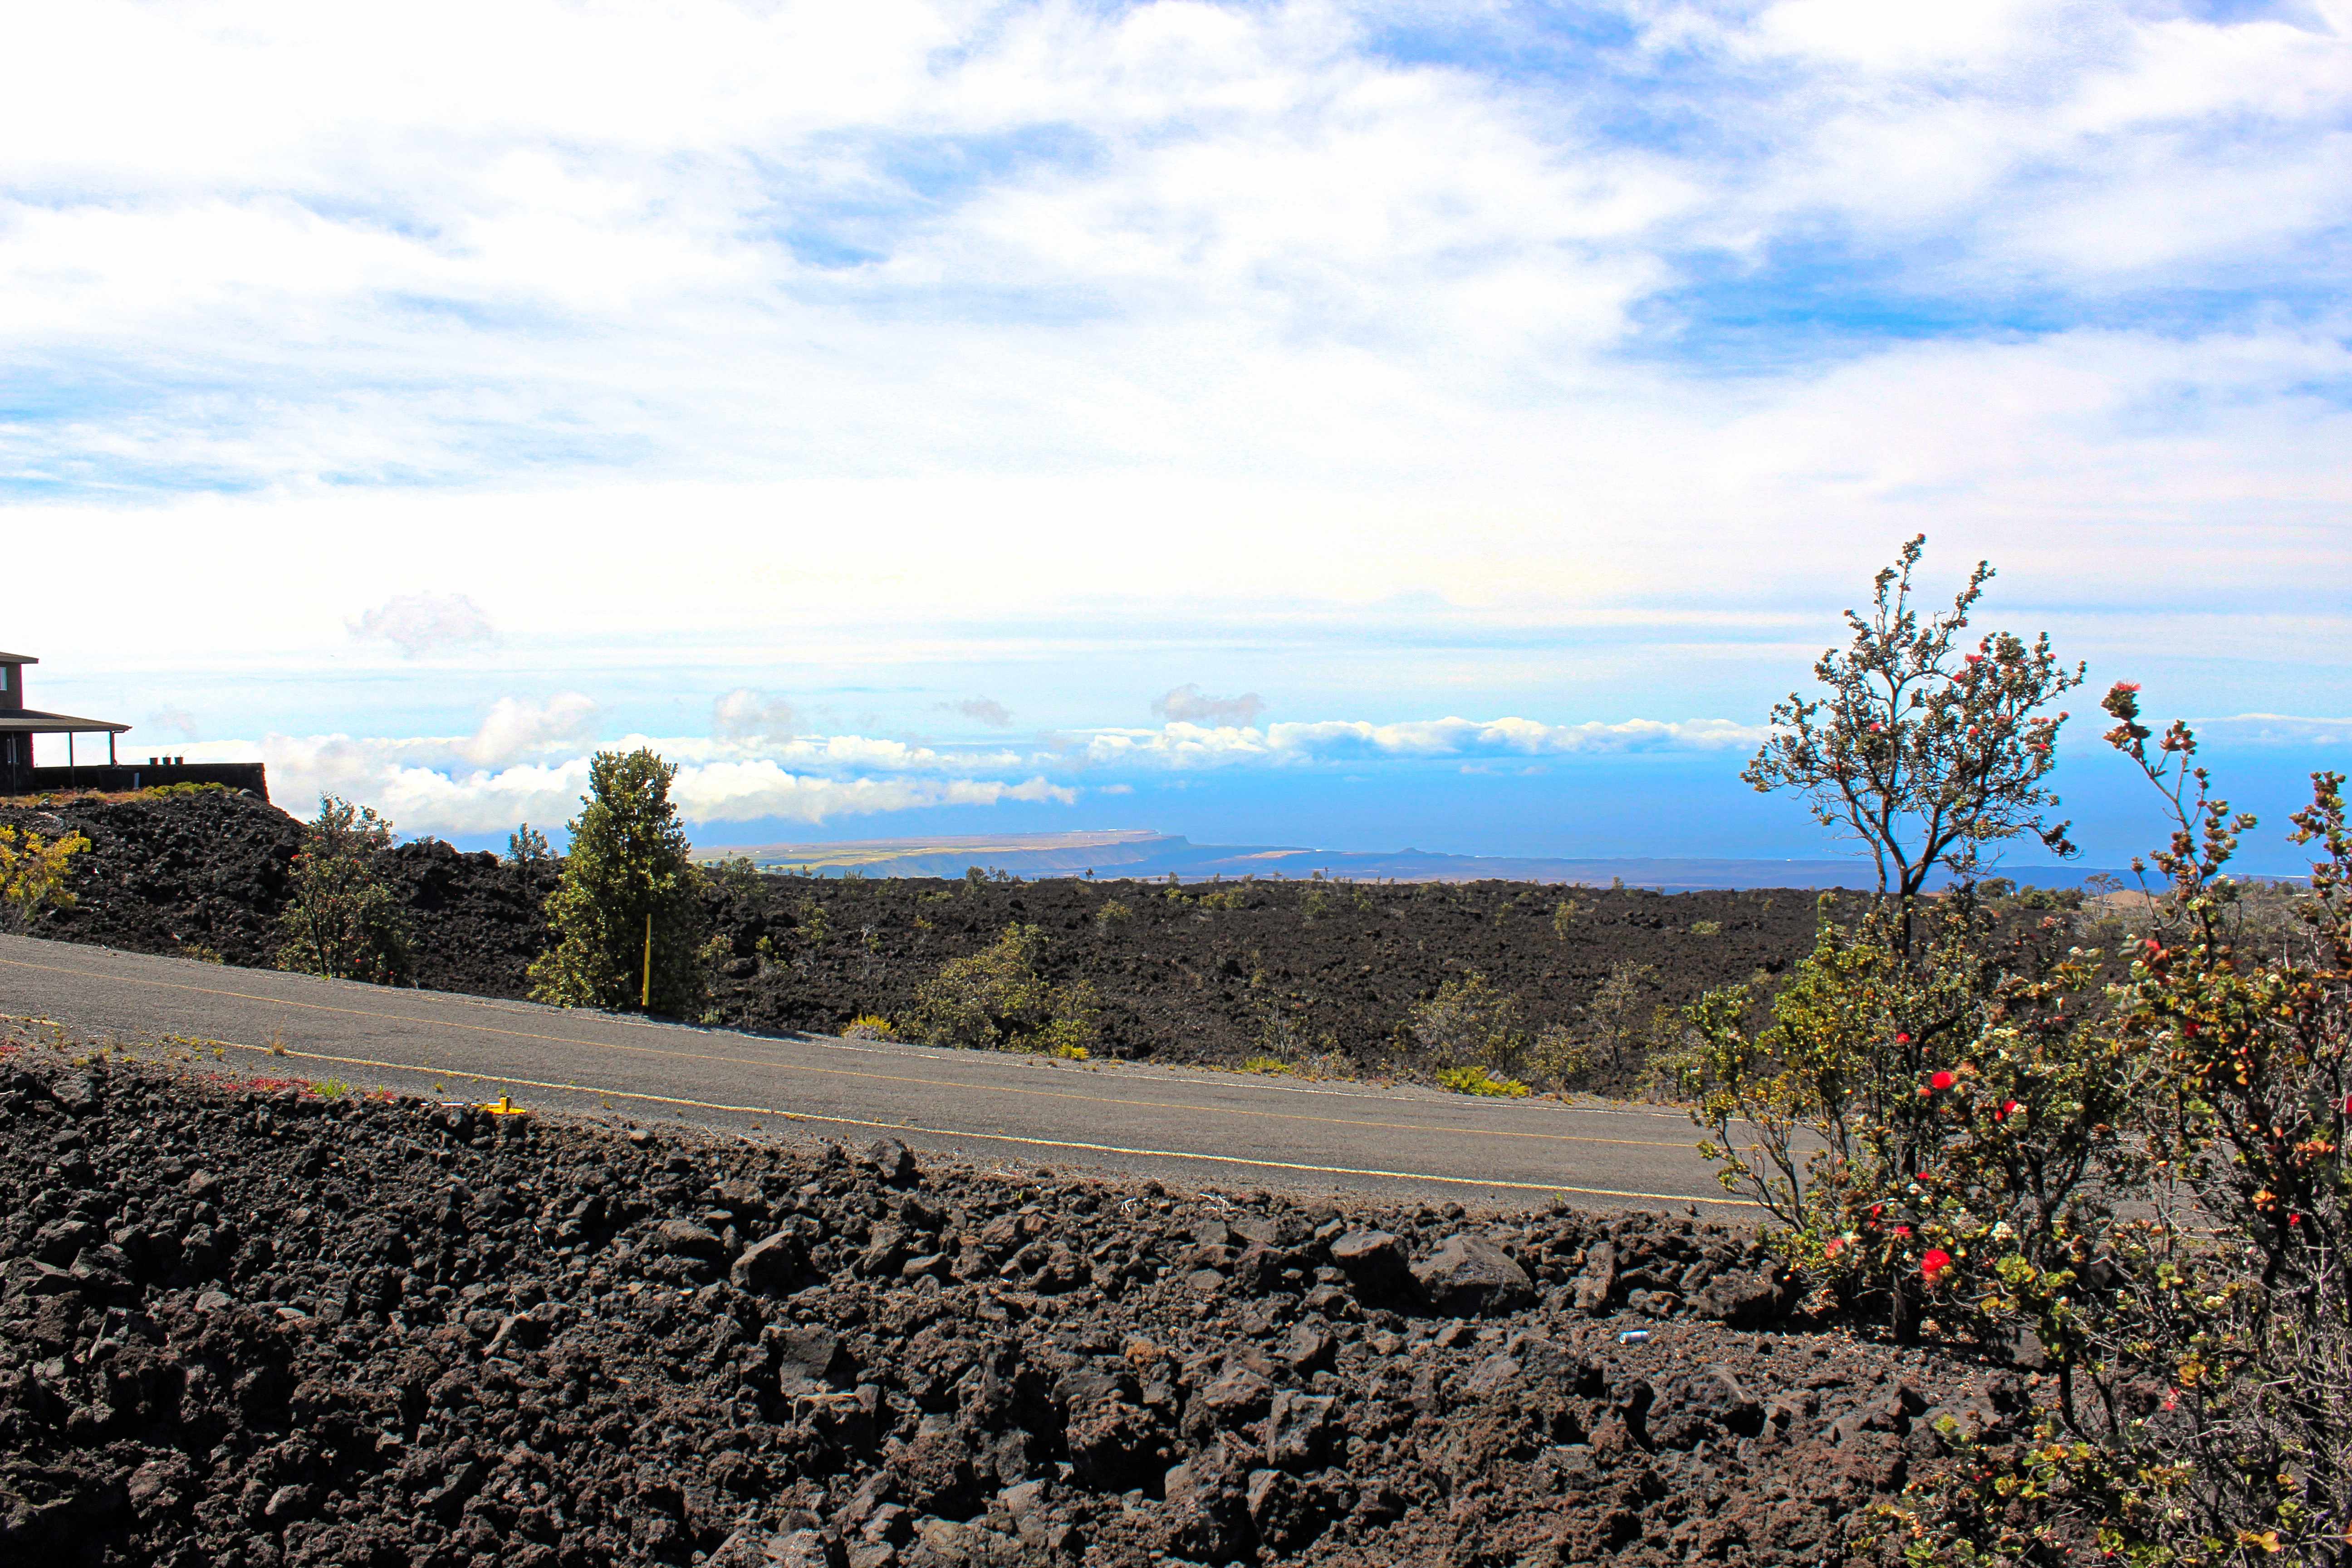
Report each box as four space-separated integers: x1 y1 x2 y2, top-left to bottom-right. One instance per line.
0 1039 2026 1566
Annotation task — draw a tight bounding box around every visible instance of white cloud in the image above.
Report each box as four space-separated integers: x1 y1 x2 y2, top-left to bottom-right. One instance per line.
0 0 2344 753
146 706 200 740
712 688 799 743
940 696 1014 728
1154 685 1267 726
349 593 498 659
2191 713 2352 746
217 732 1077 838
179 703 1766 837
1083 715 1770 767
461 694 599 767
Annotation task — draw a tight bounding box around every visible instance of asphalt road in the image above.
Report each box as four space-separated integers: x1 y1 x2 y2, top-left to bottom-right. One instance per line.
0 933 1754 1215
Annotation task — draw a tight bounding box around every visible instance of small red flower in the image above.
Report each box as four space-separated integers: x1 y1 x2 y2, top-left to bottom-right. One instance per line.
1930 1070 1955 1091
1921 1249 1952 1284
1895 1032 1912 1044
1824 1237 1844 1256
1893 1224 1912 1238
1997 1099 2021 1121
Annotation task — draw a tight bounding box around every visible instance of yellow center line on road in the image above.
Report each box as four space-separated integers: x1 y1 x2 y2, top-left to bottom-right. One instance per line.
1 955 1703 1154
184 1031 1758 1208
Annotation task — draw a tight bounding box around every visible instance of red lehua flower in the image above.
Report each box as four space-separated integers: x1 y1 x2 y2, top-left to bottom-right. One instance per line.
2340 1094 2352 1116
1930 1070 1956 1091
1921 1249 1952 1284
1999 1100 2021 1121
1895 1031 1912 1044
2116 681 2141 693
1823 1237 1844 1256
1893 1224 1911 1238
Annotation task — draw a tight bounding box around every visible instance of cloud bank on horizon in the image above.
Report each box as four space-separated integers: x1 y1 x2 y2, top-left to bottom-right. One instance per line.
176 707 1776 838
3 0 2346 857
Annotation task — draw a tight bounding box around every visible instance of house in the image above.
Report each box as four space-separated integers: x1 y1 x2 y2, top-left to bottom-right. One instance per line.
0 650 267 798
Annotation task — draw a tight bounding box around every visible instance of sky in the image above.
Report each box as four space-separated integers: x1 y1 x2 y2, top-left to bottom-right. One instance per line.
5 0 2347 874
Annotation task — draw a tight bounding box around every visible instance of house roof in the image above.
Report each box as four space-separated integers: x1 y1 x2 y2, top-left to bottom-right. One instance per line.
0 709 129 734
0 652 37 664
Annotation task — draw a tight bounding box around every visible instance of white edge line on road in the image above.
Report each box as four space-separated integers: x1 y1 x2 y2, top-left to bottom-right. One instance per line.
4 940 1702 1124
176 1032 1757 1208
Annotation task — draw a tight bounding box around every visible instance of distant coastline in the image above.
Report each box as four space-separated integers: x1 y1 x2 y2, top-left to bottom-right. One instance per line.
689 828 2141 892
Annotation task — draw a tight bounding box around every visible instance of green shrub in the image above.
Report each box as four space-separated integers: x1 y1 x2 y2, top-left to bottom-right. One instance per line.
0 822 90 933
1437 1064 1529 1098
1409 972 1528 1075
274 796 411 985
505 822 551 866
908 923 1099 1058
794 894 831 946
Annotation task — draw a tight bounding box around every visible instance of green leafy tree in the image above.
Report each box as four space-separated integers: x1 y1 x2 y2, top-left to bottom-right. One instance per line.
527 749 708 1014
275 796 412 984
908 922 1098 1058
1743 534 2085 953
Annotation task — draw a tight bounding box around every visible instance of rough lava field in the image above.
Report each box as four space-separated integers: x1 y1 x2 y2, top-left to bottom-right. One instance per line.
0 790 1828 1088
0 1034 2034 1568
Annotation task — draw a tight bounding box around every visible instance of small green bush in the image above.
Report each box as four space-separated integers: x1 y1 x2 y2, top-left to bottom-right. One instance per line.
0 821 90 933
909 923 1099 1058
1438 1064 1529 1098
506 822 551 866
275 796 411 985
1409 973 1528 1074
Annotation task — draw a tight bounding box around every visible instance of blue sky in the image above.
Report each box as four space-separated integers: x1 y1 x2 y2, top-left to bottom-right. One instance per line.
4 0 2347 875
